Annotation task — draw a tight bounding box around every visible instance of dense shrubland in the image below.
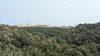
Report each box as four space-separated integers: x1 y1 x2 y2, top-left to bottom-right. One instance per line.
0 23 100 56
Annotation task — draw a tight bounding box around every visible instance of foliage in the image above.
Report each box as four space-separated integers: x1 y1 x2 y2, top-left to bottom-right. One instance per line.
0 23 100 56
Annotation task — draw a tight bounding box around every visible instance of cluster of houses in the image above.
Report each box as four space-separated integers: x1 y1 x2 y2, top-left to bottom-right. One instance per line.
12 24 68 28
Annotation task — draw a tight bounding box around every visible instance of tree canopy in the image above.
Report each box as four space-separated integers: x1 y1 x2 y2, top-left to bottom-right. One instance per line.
0 23 100 56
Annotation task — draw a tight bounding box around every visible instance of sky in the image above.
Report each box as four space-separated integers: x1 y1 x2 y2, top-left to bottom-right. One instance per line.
0 0 100 26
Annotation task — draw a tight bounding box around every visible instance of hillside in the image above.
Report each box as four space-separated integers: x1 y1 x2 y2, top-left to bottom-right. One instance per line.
0 23 100 56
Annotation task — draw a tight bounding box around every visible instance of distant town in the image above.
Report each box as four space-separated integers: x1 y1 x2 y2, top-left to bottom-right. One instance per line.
12 24 68 28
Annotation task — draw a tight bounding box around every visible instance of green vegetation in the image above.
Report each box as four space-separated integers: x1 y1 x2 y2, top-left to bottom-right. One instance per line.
0 23 100 56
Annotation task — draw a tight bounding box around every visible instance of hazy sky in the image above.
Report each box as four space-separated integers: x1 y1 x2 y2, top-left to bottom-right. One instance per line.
0 0 100 26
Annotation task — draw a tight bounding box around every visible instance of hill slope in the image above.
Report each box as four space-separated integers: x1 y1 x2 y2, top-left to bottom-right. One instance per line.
0 23 100 56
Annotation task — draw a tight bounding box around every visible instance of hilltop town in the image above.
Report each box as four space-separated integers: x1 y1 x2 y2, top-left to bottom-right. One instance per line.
7 24 68 28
